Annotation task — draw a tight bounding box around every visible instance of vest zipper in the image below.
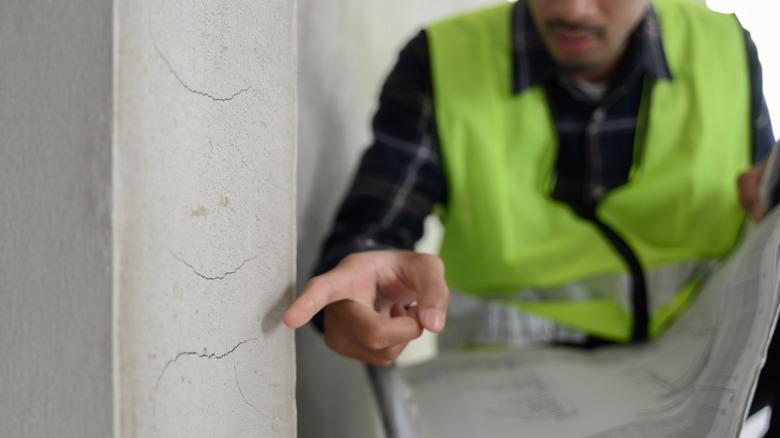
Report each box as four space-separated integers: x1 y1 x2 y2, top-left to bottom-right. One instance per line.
583 105 649 343
590 215 649 343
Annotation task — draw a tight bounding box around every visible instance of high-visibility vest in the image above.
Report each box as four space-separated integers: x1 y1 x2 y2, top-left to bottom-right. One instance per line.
427 0 751 342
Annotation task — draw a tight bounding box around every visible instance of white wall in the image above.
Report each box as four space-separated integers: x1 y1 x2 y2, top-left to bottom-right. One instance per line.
296 2 495 437
707 0 779 140
115 1 298 437
0 1 113 436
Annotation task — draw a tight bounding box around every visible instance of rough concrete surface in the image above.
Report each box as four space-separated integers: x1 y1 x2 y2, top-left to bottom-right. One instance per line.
0 1 113 437
115 1 297 437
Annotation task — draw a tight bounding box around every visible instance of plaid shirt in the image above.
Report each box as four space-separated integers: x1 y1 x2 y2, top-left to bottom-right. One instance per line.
314 1 775 289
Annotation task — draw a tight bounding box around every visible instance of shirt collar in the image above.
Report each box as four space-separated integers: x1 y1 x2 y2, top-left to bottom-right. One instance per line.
511 0 673 95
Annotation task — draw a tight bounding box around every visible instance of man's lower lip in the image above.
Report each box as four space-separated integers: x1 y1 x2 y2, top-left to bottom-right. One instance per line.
552 34 595 53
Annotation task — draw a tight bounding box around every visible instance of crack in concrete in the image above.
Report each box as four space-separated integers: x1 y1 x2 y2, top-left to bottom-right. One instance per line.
233 360 264 415
168 249 259 281
155 337 260 390
154 44 254 102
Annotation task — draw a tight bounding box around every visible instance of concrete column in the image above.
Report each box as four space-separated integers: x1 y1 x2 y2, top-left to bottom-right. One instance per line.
115 1 297 437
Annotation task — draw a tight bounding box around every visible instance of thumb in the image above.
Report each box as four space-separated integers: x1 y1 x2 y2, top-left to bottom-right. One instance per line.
738 166 766 222
403 254 449 333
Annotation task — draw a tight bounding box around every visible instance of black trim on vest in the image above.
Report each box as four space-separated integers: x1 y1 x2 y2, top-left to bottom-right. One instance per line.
571 203 650 343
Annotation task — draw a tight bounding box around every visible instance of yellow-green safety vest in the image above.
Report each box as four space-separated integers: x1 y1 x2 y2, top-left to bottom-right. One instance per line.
427 0 751 342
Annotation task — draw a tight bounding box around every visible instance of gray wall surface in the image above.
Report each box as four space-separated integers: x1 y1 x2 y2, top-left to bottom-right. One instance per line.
296 2 495 437
115 1 297 437
0 1 114 437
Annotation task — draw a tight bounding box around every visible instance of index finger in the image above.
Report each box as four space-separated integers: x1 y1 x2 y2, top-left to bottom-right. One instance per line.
283 271 356 329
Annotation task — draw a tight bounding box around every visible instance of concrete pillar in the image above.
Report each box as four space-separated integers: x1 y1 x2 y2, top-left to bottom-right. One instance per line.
115 1 297 437
1 1 297 437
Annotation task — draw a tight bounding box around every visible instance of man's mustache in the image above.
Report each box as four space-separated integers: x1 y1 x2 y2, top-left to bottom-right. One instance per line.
544 19 606 38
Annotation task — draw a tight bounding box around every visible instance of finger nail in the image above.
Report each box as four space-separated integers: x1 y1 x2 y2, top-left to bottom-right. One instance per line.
421 309 445 332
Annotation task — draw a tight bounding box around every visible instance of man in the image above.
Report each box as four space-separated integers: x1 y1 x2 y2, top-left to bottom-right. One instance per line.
285 0 778 433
